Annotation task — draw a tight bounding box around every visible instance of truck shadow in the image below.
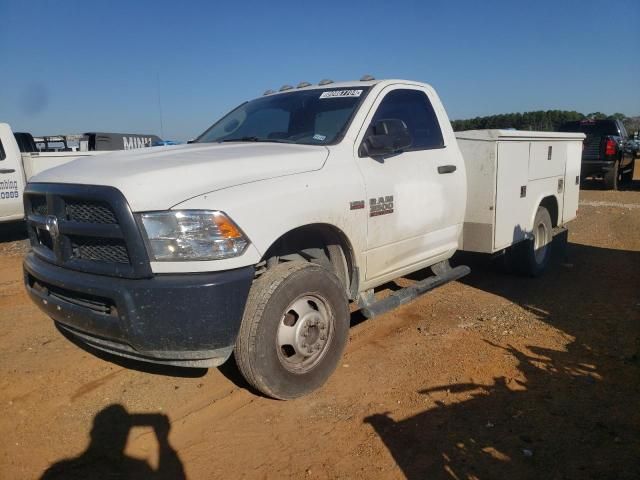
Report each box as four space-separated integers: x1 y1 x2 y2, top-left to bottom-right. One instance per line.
580 159 639 191
57 320 267 394
619 177 640 191
364 241 640 479
0 220 28 243
581 178 640 191
579 178 606 190
40 404 185 480
57 326 208 379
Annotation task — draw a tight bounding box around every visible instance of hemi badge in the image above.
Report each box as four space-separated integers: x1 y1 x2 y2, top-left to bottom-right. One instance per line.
350 200 365 210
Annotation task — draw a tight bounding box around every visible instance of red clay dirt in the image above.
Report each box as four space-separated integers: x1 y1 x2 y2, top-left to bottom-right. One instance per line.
1 174 639 479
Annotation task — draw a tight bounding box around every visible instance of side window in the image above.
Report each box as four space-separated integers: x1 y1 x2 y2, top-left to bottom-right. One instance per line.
369 89 444 151
0 139 6 161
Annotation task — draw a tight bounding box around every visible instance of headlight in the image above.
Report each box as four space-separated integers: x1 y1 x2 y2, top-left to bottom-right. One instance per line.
139 210 249 261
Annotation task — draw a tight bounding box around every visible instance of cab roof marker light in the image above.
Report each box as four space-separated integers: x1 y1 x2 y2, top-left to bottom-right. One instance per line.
297 81 311 88
263 89 275 96
279 85 294 91
318 79 334 85
360 74 375 81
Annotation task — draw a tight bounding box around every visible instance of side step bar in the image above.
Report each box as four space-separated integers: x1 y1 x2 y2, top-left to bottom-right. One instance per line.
358 264 471 319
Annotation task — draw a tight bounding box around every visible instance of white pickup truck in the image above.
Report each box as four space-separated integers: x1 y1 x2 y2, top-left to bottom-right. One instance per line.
0 124 159 223
0 124 109 222
22 78 584 399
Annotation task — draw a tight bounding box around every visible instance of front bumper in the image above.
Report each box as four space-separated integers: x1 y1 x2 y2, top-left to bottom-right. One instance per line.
24 252 254 367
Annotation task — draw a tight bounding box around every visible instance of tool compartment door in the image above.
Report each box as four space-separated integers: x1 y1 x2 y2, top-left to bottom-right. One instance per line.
529 141 567 180
494 141 530 250
562 140 582 223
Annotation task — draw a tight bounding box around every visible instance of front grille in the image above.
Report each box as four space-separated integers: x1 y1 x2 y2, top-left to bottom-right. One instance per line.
31 195 48 216
71 237 130 264
24 184 152 278
66 200 117 224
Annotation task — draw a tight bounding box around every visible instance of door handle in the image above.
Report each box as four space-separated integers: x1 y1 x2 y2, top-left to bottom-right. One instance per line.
437 165 456 174
0 169 16 174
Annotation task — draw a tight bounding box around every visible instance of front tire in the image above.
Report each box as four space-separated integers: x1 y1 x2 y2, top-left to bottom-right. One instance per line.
234 261 349 400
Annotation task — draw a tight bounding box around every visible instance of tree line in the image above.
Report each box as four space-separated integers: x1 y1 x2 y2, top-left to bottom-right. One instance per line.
451 111 640 135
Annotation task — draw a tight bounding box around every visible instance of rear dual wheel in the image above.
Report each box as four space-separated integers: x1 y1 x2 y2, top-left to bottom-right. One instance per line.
520 206 553 277
504 206 553 277
234 261 349 400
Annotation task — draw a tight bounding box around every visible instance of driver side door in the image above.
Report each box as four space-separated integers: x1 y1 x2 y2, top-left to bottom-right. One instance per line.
0 125 26 221
355 86 459 284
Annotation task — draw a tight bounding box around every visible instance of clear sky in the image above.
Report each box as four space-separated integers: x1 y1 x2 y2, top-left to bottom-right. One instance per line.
1 0 638 141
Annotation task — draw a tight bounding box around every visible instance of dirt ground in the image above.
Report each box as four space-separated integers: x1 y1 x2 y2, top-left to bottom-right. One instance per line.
1 173 639 479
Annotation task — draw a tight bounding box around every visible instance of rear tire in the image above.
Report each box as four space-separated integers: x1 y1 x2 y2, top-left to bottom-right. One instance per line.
517 206 553 277
234 261 349 400
603 160 620 190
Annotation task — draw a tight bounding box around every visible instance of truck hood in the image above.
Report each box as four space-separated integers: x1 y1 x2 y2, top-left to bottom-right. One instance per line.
30 142 329 211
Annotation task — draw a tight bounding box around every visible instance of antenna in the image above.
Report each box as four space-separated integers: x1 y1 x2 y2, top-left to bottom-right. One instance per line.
156 72 165 139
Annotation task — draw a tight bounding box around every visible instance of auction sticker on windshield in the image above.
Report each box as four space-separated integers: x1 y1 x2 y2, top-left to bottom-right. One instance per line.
319 90 363 99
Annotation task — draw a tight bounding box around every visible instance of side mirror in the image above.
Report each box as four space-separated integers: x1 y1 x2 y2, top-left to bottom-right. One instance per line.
362 119 412 156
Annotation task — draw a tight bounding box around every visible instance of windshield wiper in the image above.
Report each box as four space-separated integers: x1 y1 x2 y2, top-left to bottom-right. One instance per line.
220 136 293 144
220 136 261 142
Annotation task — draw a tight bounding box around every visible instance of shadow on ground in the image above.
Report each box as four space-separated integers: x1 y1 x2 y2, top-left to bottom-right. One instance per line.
56 324 208 379
580 158 639 192
41 404 185 480
581 177 640 191
0 220 27 243
365 242 640 479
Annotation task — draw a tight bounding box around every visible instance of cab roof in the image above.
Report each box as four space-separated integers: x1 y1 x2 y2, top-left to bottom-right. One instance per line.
262 79 431 96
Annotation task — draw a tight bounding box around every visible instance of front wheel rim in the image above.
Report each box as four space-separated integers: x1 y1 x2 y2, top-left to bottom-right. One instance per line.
276 294 334 374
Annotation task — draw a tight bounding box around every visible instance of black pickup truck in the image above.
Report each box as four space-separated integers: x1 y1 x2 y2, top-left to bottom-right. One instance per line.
558 119 635 189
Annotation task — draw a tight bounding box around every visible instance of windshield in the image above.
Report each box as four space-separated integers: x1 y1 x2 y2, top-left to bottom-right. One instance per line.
196 87 371 145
